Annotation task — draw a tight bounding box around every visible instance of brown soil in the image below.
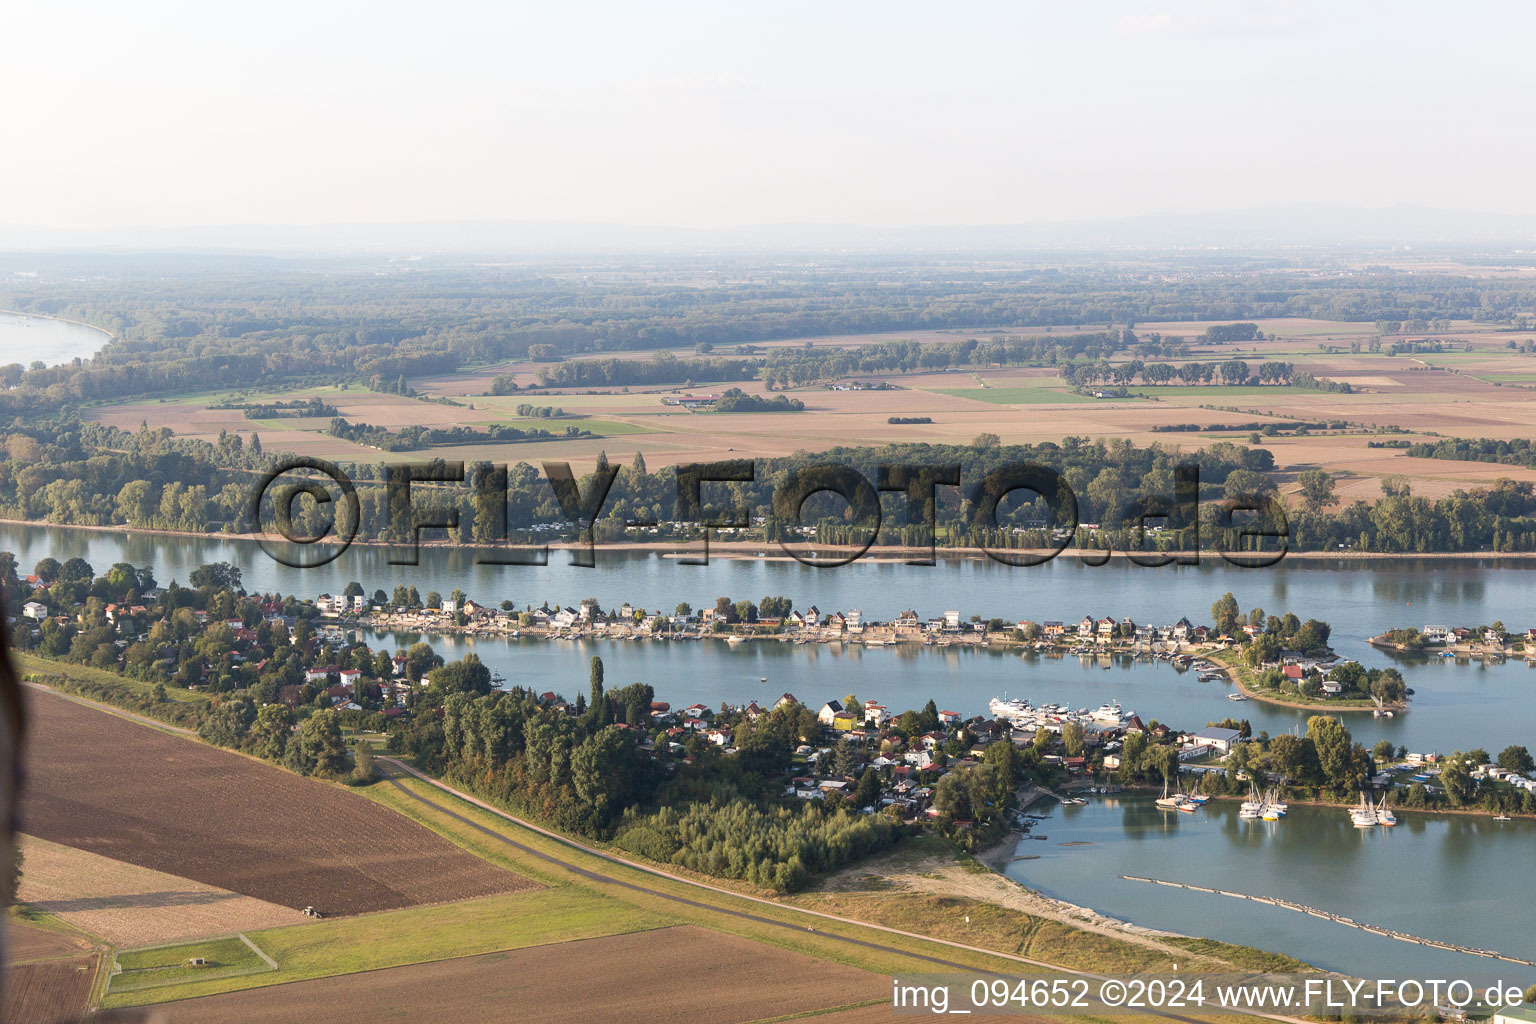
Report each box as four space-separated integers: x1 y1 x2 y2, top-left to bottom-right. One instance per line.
140 926 887 1024
23 690 534 916
17 834 306 947
3 954 99 1024
7 917 94 963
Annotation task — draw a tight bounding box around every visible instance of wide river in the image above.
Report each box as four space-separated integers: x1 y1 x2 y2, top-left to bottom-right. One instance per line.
6 521 1534 978
0 311 110 366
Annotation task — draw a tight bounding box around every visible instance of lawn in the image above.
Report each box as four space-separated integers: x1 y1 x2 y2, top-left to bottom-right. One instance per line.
110 936 271 994
18 654 208 707
104 887 662 1007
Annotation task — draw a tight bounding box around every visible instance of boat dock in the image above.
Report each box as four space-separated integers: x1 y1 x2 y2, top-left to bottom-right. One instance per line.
1120 875 1536 966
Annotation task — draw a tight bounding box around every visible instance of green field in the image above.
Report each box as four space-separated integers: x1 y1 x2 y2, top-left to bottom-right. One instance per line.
103 887 662 1007
19 654 209 708
110 936 272 994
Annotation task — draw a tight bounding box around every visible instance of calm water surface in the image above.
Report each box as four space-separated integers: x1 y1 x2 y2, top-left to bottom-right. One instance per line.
1007 795 1536 980
9 523 1536 978
0 311 109 366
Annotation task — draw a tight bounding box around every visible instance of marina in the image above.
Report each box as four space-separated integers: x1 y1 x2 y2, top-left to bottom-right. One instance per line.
6 523 1536 980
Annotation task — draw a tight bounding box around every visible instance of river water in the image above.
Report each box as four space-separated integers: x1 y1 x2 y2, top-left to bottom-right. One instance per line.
6 521 1535 978
0 311 110 366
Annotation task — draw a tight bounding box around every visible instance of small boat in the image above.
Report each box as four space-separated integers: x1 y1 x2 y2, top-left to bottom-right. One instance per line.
1376 797 1396 826
1350 792 1378 828
1154 779 1182 809
1493 813 1512 822
1227 692 1249 701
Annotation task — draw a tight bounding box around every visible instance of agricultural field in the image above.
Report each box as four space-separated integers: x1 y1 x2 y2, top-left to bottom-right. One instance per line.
80 318 1536 499
17 834 305 946
2 955 98 1024
23 690 535 916
136 926 890 1024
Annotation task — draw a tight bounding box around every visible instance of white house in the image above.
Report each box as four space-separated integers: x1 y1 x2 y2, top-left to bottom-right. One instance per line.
817 700 845 726
1192 726 1244 755
441 597 459 614
1422 624 1449 641
22 601 47 621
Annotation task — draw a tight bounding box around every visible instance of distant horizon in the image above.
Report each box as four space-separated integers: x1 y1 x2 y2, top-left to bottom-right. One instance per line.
5 202 1536 255
7 3 1536 232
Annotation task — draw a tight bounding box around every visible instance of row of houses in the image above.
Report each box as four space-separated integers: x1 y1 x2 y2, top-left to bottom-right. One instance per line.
1420 623 1536 645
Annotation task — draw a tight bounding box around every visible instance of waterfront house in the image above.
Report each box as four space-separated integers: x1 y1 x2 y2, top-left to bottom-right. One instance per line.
774 692 799 710
817 700 845 726
1192 726 1244 755
1078 616 1095 638
1422 624 1450 641
826 612 847 631
1097 617 1115 637
937 709 961 726
896 610 920 628
1320 680 1343 696
804 606 821 627
1043 620 1064 636
1282 664 1304 681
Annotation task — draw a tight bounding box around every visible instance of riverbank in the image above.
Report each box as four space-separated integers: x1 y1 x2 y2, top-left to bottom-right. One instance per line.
0 308 116 342
6 516 1536 563
1205 651 1403 715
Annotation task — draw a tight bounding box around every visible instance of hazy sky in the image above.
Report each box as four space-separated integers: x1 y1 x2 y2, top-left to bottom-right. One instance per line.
6 0 1534 229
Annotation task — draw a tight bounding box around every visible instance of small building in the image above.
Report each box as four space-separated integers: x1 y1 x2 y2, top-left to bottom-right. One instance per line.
1192 726 1244 755
817 700 845 726
22 601 47 621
